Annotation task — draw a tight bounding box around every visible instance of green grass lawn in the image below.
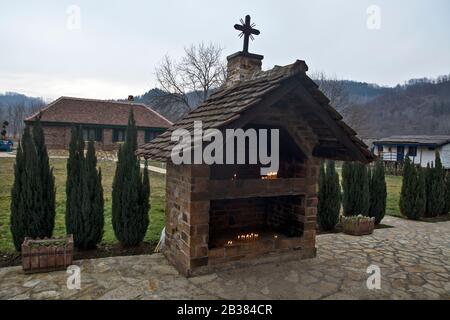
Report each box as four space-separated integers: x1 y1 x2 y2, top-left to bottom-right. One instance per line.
0 157 166 253
385 175 402 217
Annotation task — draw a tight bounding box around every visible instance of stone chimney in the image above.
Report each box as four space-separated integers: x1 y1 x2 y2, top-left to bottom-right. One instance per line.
128 95 134 102
226 52 264 87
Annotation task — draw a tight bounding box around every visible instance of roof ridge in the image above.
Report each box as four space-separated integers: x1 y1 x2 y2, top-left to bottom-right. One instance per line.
252 59 308 80
209 59 308 100
58 96 148 107
142 105 174 126
24 96 64 121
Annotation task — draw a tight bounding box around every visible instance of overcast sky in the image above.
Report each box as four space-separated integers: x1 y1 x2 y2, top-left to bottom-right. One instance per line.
1 0 449 101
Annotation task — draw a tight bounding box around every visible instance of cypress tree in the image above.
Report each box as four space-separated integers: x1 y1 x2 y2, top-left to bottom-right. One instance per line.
425 152 446 217
444 172 450 215
399 157 413 217
10 125 55 251
32 119 56 236
356 162 370 215
413 167 427 219
317 161 341 231
368 160 387 224
10 138 26 251
342 162 369 216
424 162 431 216
342 161 354 216
400 158 421 219
66 129 104 249
66 126 84 235
76 140 104 249
112 110 150 246
435 152 446 215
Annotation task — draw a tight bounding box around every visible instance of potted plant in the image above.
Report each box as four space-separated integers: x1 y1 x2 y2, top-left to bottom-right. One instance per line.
340 215 375 236
21 235 74 273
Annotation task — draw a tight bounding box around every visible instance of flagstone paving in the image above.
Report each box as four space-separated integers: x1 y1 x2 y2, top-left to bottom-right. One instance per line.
0 216 448 300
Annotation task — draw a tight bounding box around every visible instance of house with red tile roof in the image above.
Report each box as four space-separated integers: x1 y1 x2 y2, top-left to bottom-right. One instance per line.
25 96 172 151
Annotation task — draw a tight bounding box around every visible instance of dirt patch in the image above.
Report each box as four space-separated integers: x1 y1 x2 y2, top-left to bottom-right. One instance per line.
0 241 158 268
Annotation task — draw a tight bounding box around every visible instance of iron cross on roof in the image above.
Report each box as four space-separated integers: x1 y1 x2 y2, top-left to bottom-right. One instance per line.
234 15 260 53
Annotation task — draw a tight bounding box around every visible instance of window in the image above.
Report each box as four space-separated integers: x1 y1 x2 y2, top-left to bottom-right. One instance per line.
408 146 417 157
113 129 126 142
145 130 159 143
82 127 102 142
377 145 384 153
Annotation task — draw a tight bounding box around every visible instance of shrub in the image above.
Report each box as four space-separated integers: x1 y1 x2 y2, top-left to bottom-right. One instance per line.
10 122 56 251
368 160 387 224
112 110 150 246
425 151 446 217
317 161 341 231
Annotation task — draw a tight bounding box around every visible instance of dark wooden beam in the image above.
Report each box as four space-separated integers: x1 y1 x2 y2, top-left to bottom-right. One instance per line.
292 78 368 163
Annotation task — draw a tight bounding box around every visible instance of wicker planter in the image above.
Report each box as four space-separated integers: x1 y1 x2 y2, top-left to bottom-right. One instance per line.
22 235 74 274
341 215 375 236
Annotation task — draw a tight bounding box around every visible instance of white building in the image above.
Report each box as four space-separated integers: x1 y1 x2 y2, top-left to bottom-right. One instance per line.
372 135 450 169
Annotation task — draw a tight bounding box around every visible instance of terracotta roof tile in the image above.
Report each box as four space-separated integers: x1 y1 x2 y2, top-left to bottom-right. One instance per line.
25 97 172 128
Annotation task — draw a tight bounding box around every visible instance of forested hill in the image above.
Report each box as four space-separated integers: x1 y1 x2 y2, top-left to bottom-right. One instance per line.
342 76 450 139
0 92 45 109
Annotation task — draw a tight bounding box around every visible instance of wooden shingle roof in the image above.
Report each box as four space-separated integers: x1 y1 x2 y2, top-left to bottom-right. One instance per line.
25 97 172 129
136 60 373 162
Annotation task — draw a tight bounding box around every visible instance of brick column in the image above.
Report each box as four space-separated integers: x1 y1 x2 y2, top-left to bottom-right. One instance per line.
163 163 210 276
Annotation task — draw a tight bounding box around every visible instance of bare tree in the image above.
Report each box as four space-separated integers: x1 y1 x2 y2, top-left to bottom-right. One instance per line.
29 99 46 115
8 102 26 139
155 42 226 111
4 99 45 139
311 71 350 111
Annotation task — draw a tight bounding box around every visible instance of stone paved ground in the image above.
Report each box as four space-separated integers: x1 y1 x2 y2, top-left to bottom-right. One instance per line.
0 216 448 300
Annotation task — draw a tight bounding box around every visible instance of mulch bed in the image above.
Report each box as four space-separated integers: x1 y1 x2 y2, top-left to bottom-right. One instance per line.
0 241 158 269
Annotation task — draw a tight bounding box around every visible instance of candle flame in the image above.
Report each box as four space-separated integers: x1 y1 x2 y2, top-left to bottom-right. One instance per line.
261 171 278 180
